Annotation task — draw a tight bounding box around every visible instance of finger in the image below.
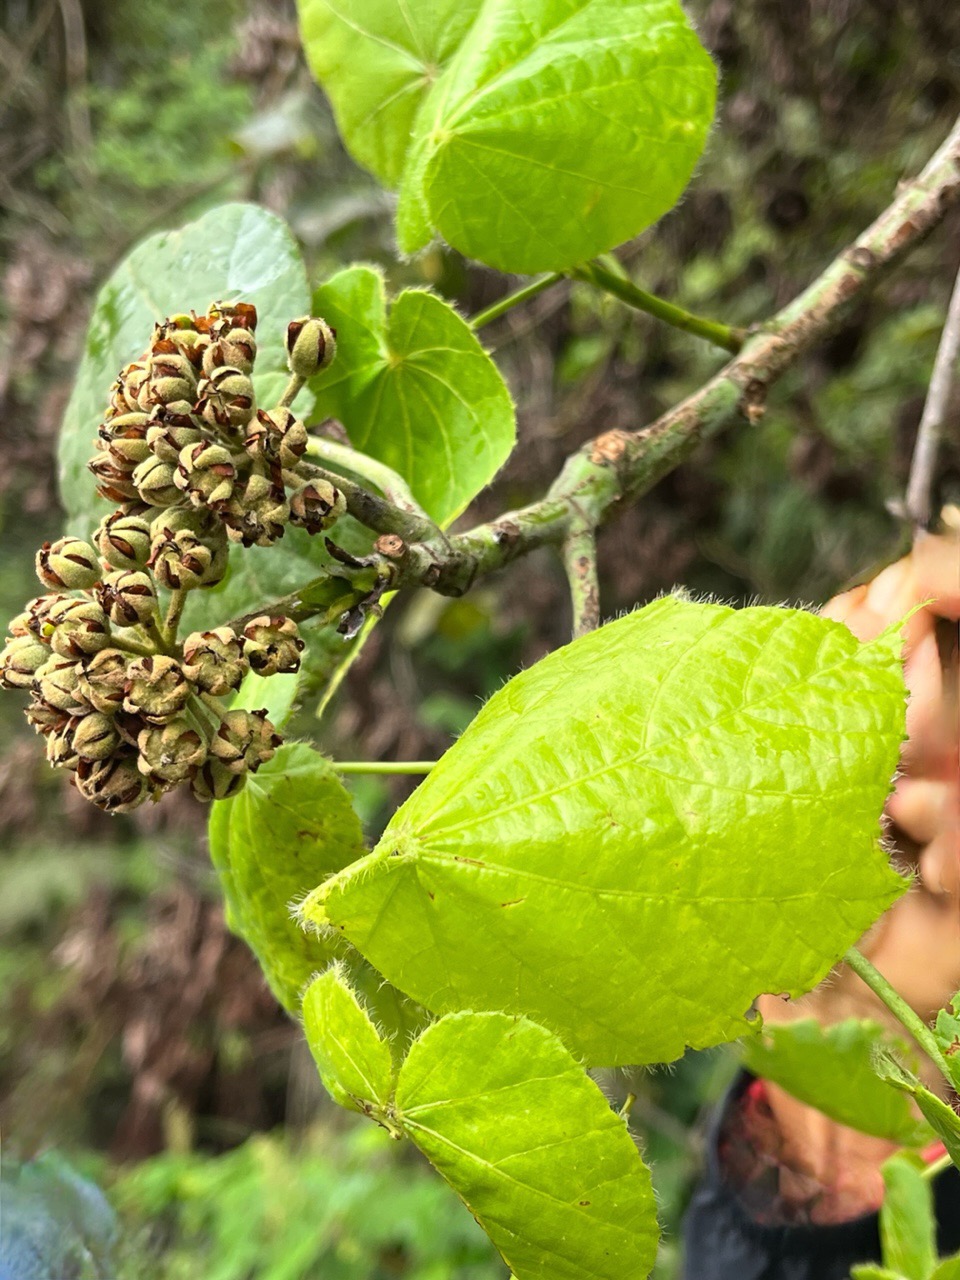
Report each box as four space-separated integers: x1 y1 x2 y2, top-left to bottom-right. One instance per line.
919 824 960 897
903 632 953 774
912 533 960 621
888 778 955 845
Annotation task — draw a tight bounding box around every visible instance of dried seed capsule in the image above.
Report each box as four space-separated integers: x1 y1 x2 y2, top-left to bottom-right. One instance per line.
210 707 281 775
245 407 307 467
75 752 148 813
189 758 247 802
181 627 248 695
145 404 203 461
10 595 61 643
223 470 288 547
137 717 207 783
288 478 346 534
90 455 141 504
25 698 68 737
46 717 81 770
96 511 152 570
132 455 181 507
209 300 257 332
0 635 50 689
175 441 237 509
108 361 149 415
36 656 90 715
285 316 336 379
148 529 213 591
197 366 256 430
73 711 120 761
49 600 111 660
242 615 303 677
78 648 130 716
147 351 197 407
98 411 150 447
36 537 101 591
99 570 157 628
124 655 190 724
202 327 257 377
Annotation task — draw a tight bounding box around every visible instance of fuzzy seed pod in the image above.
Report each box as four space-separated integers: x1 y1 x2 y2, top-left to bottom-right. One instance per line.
209 301 257 332
147 351 197 407
99 570 157 628
25 698 68 737
11 596 62 643
36 537 101 591
49 600 111 660
132 455 181 507
209 707 280 775
148 529 213 591
189 758 247 802
242 615 303 677
78 648 130 716
123 655 190 724
197 366 256 430
46 717 81 770
145 405 203 461
202 327 257 377
107 435 152 469
0 635 50 689
75 752 148 813
98 411 150 447
137 717 207 783
96 511 152 570
36 656 90 715
175 441 237 509
245 407 307 468
181 627 247 695
73 711 121 761
222 470 288 548
286 316 336 379
288 479 346 534
90 455 141 504
108 361 150 415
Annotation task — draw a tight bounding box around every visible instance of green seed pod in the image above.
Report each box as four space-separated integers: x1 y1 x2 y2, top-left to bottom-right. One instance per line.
148 528 213 591
202 327 257 377
96 511 153 570
175 441 237 510
75 752 149 813
285 316 336 379
108 361 150 415
0 635 50 689
78 648 130 716
98 411 150 447
145 405 203 461
147 351 197 407
289 478 346 534
89 455 141 504
124 655 190 724
9 595 60 643
210 707 281 775
73 711 120 761
132 455 181 507
99 570 157 628
36 656 90 715
242 615 304 677
50 600 111 660
137 716 207 783
46 717 81 770
181 626 248 695
36 537 101 591
197 366 256 429
245 407 307 467
108 435 152 469
25 697 68 737
189 757 247 802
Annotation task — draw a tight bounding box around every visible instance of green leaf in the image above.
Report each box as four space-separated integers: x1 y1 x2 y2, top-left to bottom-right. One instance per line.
297 0 485 188
851 1269 909 1280
60 203 309 533
208 743 366 1013
304 596 907 1066
934 995 960 1094
879 1154 936 1280
231 671 300 729
741 1019 932 1146
395 1011 658 1280
933 1257 960 1280
302 962 398 1124
397 0 717 272
309 266 515 524
876 1054 960 1171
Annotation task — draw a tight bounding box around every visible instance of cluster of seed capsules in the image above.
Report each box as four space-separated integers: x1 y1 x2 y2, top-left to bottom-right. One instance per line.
0 301 346 813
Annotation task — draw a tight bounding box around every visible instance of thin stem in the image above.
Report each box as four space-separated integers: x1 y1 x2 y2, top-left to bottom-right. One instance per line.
334 760 437 775
109 633 155 658
162 590 187 646
296 458 441 544
571 260 746 353
561 521 600 639
471 273 564 330
922 1151 953 1181
844 947 951 1076
278 372 304 409
904 261 960 531
304 434 431 521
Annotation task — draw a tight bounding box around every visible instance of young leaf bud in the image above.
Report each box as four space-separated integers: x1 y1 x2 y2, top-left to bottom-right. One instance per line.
289 479 346 534
242 615 303 676
76 752 148 813
132 456 181 507
181 627 247 695
285 316 336 379
137 717 207 783
175 441 237 509
96 511 152 570
36 656 91 715
0 635 50 689
209 707 280 775
123 655 190 724
36 537 101 591
78 648 130 716
99 570 157 628
148 529 213 591
73 711 120 761
50 600 111 660
189 758 247 802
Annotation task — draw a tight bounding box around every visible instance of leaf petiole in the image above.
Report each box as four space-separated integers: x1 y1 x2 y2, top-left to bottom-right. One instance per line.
334 760 437 775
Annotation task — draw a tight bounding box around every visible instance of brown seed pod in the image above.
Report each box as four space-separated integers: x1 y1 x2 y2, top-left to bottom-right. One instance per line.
285 316 336 379
36 537 102 591
98 570 157 628
123 655 190 724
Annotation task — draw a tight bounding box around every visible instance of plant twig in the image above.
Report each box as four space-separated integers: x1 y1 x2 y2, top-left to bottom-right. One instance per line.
334 760 437 775
844 947 951 1077
922 1151 954 1181
904 261 960 531
471 273 565 330
561 520 600 639
297 460 441 544
304 433 432 521
571 260 746 353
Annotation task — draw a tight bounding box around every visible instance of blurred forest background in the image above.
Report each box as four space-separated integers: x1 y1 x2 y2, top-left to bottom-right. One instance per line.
1 0 959 1276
